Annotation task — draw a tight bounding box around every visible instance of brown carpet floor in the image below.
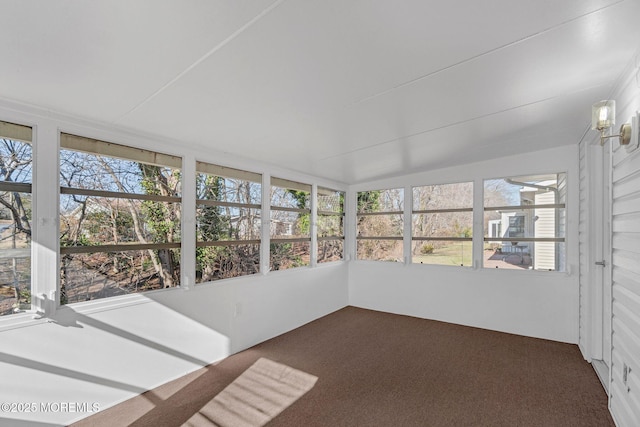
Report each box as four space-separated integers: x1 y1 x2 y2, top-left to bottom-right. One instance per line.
72 306 613 427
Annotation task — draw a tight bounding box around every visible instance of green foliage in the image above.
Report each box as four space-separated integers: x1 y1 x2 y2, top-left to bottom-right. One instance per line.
139 164 180 243
196 245 260 281
198 175 229 241
285 190 309 209
18 288 31 304
270 242 304 270
285 189 310 235
452 221 472 238
60 234 93 247
296 213 310 235
420 244 435 254
357 190 381 213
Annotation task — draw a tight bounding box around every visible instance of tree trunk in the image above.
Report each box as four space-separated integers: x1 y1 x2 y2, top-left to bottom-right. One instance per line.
98 158 174 287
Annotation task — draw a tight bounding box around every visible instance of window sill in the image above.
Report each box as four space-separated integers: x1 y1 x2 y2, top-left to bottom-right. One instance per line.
0 311 48 332
61 286 183 316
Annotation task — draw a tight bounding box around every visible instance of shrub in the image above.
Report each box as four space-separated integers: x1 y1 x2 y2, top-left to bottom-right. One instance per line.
421 244 435 254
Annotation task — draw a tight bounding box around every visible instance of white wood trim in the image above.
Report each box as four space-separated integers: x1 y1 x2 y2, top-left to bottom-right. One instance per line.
181 154 196 289
31 120 60 315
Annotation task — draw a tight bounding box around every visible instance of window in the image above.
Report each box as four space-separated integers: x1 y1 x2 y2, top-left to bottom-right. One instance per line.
270 178 311 270
484 173 566 271
412 182 473 266
196 162 261 282
317 188 344 263
0 121 32 316
59 134 182 303
356 188 403 261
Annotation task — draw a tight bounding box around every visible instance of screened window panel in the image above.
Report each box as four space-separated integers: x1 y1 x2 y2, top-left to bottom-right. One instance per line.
356 240 403 262
270 241 310 270
412 211 473 239
412 182 473 210
356 188 404 261
318 215 344 238
483 173 566 271
411 182 473 267
270 178 311 271
318 239 343 264
317 187 344 262
412 240 472 267
59 136 182 302
196 163 261 283
0 122 33 315
196 244 260 282
357 215 404 238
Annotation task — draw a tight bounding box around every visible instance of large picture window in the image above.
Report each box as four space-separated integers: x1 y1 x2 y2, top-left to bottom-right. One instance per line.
270 178 311 270
484 173 566 271
0 121 32 316
196 162 261 282
59 134 182 303
317 188 344 263
356 188 403 261
412 182 473 266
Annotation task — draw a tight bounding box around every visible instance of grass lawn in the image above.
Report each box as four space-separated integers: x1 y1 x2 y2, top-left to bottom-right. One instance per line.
413 241 472 266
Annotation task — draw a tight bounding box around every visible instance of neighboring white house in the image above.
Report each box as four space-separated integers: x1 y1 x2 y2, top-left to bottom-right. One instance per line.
492 180 560 271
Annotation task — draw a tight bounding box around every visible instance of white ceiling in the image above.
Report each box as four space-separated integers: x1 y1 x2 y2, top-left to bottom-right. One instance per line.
2 0 639 184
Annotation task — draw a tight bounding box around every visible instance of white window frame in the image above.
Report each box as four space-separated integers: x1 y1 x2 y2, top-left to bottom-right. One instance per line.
317 187 345 264
483 173 567 272
411 181 474 267
269 177 312 271
0 121 33 316
356 188 404 262
195 161 262 282
59 133 183 304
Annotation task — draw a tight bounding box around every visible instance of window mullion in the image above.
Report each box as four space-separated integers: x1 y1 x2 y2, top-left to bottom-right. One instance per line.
311 184 317 267
33 121 60 315
473 177 484 270
181 154 196 289
261 172 271 274
404 185 412 265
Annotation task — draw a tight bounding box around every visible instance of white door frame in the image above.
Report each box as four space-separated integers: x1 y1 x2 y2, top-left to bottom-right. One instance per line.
585 140 612 388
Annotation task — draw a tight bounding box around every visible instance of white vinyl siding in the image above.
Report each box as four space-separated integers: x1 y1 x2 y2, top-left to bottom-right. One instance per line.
608 66 640 426
534 191 555 270
578 138 589 357
557 172 568 273
610 143 640 427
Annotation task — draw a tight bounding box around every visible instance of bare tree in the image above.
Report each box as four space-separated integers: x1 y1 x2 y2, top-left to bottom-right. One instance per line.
0 138 32 314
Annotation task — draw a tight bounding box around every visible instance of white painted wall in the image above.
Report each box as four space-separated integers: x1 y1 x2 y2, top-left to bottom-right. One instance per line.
0 100 349 426
348 145 580 343
0 264 347 426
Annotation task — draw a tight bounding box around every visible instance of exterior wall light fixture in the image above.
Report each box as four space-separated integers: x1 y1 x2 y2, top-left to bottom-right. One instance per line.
592 100 640 152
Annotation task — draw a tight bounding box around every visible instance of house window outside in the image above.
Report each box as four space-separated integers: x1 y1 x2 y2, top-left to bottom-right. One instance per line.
484 173 566 271
412 182 473 266
196 162 261 282
59 134 182 304
270 178 311 270
0 121 32 316
317 188 344 263
356 188 403 261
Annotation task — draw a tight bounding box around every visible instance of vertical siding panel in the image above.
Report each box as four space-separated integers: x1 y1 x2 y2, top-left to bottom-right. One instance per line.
534 191 556 270
578 139 590 357
558 172 567 273
609 64 640 426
